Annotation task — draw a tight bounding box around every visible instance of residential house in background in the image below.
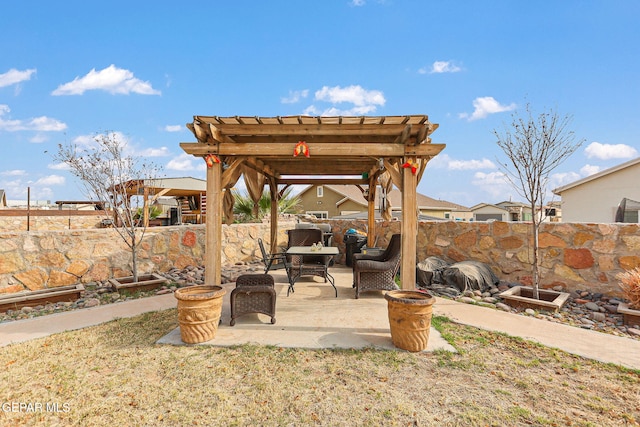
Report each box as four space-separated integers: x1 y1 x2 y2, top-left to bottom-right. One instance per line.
470 203 510 222
297 184 470 220
553 157 640 223
470 200 560 222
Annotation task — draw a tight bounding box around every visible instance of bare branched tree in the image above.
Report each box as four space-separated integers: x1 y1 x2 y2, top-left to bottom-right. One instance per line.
494 104 584 298
54 132 162 281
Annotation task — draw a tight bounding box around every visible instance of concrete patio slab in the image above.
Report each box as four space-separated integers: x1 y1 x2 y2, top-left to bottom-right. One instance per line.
158 267 455 353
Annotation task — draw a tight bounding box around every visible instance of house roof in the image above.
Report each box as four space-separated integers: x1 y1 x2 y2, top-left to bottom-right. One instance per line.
119 177 206 198
553 157 640 195
300 184 468 211
469 203 509 212
333 210 445 221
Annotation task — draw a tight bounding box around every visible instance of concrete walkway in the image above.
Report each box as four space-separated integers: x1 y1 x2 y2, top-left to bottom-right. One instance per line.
1 266 639 370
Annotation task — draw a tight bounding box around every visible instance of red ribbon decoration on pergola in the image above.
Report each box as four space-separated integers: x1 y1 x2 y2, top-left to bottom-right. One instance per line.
293 141 310 157
401 159 418 175
205 154 221 168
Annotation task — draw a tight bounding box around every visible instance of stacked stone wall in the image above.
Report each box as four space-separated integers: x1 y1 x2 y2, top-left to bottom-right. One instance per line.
0 222 295 294
0 211 105 232
0 218 637 297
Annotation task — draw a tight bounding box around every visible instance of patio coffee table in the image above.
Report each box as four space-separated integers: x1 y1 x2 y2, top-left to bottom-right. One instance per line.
285 246 339 297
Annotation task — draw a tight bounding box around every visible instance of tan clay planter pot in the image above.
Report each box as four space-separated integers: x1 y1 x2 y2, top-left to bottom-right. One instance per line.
384 290 435 352
174 285 226 344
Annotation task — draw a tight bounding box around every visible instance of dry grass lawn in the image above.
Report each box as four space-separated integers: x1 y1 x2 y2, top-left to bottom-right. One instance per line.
1 309 639 426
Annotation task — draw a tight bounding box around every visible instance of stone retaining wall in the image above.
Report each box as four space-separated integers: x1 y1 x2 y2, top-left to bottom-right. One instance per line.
0 211 105 232
1 219 637 297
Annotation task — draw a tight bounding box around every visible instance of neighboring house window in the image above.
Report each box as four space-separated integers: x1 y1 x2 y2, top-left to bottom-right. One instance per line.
306 211 328 219
317 186 324 197
444 213 450 219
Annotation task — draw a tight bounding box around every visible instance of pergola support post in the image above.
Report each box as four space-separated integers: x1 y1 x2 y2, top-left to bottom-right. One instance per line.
269 178 279 253
401 156 418 289
205 162 222 286
367 183 376 247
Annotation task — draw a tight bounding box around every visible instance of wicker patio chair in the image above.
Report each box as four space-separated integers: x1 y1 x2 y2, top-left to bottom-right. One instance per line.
352 234 402 299
286 228 330 285
258 238 286 273
230 274 277 326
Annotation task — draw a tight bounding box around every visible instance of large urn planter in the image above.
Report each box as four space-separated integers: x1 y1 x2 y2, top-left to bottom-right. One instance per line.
109 273 168 295
174 285 226 344
384 290 435 352
617 303 640 328
499 286 570 312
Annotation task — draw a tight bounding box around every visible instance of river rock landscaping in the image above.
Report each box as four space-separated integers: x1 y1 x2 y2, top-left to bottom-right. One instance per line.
2 263 639 341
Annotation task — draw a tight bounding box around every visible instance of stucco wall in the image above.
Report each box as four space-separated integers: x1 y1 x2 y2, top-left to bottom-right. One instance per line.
560 163 640 223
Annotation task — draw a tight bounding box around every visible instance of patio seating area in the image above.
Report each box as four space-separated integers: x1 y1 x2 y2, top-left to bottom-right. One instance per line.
159 265 455 352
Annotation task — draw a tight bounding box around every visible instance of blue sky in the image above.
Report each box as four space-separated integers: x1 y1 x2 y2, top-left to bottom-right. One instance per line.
1 0 639 207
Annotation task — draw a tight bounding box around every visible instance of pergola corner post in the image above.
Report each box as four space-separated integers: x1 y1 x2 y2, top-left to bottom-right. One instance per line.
401 156 418 289
205 161 222 286
268 178 279 253
366 182 377 247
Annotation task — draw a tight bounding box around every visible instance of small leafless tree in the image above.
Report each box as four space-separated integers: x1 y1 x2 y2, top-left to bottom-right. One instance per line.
54 132 162 281
494 104 584 298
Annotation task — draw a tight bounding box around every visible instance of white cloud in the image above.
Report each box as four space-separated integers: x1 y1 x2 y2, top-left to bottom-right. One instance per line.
584 141 638 160
0 173 64 200
47 162 70 171
139 147 170 157
281 89 309 104
35 175 65 186
448 158 496 170
471 171 513 199
29 133 49 143
551 171 581 188
425 153 496 171
0 169 27 176
419 61 461 74
459 97 516 121
425 153 451 169
580 164 600 176
350 0 366 6
72 132 165 160
27 116 67 131
0 104 67 132
315 85 385 107
164 125 183 132
52 64 161 96
0 68 36 87
166 153 206 172
304 85 385 116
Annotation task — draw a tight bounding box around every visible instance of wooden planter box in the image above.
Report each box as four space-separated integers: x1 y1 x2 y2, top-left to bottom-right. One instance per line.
499 286 570 312
109 273 169 295
617 303 640 328
0 284 85 313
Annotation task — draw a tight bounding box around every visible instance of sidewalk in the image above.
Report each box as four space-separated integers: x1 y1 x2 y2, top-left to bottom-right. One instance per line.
1 267 639 370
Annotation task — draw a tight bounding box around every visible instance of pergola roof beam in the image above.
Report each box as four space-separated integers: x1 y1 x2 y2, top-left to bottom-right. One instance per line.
179 142 445 157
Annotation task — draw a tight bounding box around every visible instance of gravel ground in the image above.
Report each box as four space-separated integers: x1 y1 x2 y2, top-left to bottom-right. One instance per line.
2 262 639 341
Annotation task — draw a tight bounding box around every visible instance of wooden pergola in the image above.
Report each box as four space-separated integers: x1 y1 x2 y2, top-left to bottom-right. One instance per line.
180 115 444 290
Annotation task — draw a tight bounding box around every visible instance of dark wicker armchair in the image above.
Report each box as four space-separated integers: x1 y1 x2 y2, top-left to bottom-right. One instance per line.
230 274 277 326
286 228 331 285
352 234 401 299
